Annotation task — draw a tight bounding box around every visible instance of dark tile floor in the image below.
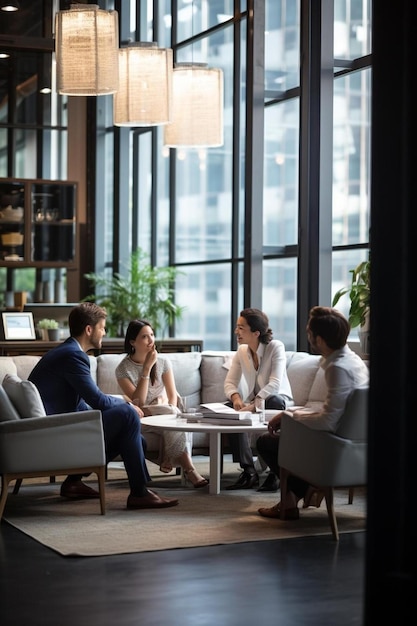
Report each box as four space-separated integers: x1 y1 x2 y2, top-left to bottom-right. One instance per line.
0 521 365 626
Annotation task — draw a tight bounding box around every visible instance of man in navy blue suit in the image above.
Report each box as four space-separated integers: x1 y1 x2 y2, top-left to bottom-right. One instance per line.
29 302 179 510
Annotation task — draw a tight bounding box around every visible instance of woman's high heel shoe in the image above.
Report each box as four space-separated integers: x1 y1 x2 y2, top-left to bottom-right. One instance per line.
184 469 209 489
303 486 325 508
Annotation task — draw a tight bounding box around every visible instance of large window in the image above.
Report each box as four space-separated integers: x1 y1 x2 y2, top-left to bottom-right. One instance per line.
331 4 371 337
98 0 371 350
0 1 372 351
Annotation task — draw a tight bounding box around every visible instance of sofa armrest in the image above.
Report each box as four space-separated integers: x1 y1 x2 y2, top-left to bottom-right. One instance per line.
0 410 106 474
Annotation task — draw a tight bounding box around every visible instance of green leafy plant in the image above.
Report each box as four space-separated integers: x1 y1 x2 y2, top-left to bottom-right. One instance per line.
83 247 185 338
37 318 59 329
332 259 370 328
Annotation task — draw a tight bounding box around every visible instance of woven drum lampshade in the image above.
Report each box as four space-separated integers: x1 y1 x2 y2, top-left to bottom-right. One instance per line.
163 63 224 147
114 42 173 127
55 4 119 96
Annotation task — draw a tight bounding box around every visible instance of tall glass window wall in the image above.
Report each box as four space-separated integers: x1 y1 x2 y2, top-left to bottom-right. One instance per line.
331 0 371 337
0 1 371 351
98 0 371 350
263 0 300 349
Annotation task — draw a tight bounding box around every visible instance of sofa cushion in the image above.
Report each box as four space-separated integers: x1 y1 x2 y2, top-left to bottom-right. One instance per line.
2 374 46 419
200 351 235 403
0 385 21 422
167 352 202 409
0 356 18 384
307 366 327 403
89 354 98 385
286 353 321 406
96 354 125 394
12 355 41 381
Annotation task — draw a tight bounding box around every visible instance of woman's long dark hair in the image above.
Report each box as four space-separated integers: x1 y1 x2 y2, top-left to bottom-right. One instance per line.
124 319 157 385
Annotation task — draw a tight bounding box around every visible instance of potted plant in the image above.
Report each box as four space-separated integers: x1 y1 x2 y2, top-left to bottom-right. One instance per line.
37 318 60 341
83 247 185 338
332 259 370 355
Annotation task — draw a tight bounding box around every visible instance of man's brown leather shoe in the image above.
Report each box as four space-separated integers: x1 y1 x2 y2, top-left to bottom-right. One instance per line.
60 479 100 499
127 489 179 510
258 503 300 520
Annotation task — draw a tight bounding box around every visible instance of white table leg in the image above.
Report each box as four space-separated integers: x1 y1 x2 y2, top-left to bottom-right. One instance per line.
209 431 222 495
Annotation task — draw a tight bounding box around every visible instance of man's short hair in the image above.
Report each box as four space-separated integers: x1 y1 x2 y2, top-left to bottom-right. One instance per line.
307 306 350 349
69 302 107 337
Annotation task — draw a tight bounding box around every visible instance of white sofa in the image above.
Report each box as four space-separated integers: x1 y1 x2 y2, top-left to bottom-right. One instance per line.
0 350 326 460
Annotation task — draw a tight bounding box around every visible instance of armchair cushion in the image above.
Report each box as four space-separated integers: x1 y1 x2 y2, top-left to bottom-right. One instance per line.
0 410 105 473
278 386 368 542
335 385 368 441
2 374 46 419
0 385 21 422
0 409 106 519
279 414 367 487
279 385 368 489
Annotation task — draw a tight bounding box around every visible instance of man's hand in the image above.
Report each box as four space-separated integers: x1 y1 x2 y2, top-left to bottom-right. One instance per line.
267 412 283 436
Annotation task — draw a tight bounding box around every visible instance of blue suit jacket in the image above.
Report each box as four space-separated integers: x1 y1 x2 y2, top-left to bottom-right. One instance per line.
29 337 126 415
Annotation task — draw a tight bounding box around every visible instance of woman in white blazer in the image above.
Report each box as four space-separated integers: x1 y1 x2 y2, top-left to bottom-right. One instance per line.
224 308 293 491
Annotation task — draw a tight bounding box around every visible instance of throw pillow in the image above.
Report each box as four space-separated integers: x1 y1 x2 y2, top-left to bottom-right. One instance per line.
0 385 21 422
200 352 233 403
2 373 46 419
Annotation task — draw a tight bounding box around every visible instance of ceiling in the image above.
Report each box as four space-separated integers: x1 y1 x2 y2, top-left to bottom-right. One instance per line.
0 1 49 39
0 1 54 118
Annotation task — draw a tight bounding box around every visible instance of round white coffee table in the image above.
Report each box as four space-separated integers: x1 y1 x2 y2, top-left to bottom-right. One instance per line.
141 414 268 495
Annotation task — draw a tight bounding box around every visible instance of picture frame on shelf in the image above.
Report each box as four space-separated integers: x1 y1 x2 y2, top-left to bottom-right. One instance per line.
1 312 36 340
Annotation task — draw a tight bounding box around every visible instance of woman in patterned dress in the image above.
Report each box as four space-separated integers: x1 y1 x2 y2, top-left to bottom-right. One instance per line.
116 319 208 488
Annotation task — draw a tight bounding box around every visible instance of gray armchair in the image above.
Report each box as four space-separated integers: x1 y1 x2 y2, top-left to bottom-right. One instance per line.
0 382 106 520
278 386 368 540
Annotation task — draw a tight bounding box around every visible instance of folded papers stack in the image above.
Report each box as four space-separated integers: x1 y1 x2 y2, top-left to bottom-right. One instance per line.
186 403 260 425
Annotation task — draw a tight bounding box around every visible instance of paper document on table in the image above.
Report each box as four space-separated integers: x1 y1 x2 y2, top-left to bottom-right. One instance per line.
200 402 239 414
199 403 253 421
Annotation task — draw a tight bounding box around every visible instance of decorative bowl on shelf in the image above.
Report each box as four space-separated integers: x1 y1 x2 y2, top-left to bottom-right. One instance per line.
0 206 24 222
3 254 21 261
1 232 24 246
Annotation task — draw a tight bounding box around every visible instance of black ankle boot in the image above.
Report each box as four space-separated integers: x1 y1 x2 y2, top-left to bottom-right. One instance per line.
257 472 279 492
226 469 259 490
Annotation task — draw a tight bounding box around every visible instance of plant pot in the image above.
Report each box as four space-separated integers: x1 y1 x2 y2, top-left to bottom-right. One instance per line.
37 328 49 341
47 328 60 341
358 313 370 356
358 328 369 356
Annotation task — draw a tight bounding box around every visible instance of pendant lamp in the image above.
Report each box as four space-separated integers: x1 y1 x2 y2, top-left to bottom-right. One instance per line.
0 1 20 11
163 63 224 148
114 42 173 127
55 4 119 96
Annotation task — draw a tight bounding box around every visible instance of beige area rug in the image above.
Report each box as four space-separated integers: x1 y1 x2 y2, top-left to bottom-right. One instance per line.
2 459 366 557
